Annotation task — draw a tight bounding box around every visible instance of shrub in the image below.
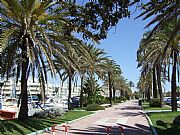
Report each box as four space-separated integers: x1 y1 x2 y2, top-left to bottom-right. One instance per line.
112 97 127 103
97 96 109 104
85 104 105 111
114 99 121 103
173 116 180 125
121 97 127 101
149 98 161 107
33 108 65 118
142 98 150 102
156 120 167 126
113 97 122 103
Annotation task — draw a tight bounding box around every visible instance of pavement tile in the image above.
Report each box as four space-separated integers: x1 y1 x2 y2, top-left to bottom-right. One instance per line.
41 100 152 135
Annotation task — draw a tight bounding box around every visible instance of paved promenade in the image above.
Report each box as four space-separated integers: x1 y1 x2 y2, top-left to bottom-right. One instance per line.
41 100 152 135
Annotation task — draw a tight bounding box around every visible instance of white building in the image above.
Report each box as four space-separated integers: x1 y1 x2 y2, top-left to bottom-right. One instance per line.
0 79 81 98
101 86 121 97
57 85 81 98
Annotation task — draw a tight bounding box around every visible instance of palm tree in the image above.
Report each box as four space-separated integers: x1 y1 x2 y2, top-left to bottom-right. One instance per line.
83 76 103 105
136 0 179 51
0 0 89 120
0 1 58 120
102 61 131 101
137 74 152 100
129 81 135 90
53 39 87 110
104 60 122 104
84 45 108 99
137 31 165 107
137 20 179 110
70 44 93 108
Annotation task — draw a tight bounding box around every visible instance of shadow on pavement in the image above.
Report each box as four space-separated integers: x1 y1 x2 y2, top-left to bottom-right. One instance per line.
114 111 144 117
117 123 152 135
115 105 141 111
67 123 152 135
69 126 106 135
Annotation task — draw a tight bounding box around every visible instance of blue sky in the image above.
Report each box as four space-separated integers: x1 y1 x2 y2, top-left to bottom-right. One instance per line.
97 16 176 91
48 2 175 91
50 14 153 91
98 17 149 88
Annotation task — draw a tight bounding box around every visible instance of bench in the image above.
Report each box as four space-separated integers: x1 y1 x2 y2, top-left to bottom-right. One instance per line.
0 110 16 120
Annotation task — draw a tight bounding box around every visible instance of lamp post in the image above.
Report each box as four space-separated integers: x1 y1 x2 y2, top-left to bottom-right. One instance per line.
0 82 4 110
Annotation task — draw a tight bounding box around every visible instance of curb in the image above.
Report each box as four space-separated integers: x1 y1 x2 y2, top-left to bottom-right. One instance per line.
141 103 158 135
27 111 95 135
144 113 158 135
27 127 51 135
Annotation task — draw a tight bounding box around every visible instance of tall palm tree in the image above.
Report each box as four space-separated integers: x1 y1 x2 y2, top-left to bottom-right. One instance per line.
136 0 179 52
75 46 90 108
53 39 86 110
129 81 135 91
102 61 131 101
0 0 58 120
137 20 179 110
0 0 88 120
84 45 108 98
137 74 152 100
104 60 122 104
137 31 166 107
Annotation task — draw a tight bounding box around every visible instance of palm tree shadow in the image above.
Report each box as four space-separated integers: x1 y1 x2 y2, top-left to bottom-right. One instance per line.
0 120 25 135
117 123 152 135
0 117 64 135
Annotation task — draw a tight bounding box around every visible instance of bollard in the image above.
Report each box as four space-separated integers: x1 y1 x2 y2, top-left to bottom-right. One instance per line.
106 126 112 135
118 126 124 135
51 124 57 135
62 124 70 135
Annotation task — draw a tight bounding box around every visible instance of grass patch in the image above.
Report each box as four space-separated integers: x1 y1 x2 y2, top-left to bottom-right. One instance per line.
143 102 170 110
148 112 180 135
74 107 87 110
0 111 93 135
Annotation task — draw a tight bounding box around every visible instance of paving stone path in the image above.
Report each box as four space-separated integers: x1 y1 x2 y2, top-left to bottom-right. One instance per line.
41 100 152 135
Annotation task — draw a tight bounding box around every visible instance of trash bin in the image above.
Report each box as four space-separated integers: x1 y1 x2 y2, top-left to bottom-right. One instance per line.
138 99 142 106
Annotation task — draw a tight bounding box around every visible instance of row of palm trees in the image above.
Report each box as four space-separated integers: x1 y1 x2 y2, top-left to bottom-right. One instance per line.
137 20 179 111
0 0 132 121
1 0 178 121
53 43 132 109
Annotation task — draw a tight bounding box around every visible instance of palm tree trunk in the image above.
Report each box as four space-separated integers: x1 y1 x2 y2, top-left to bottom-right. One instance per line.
120 90 124 98
156 64 163 107
113 86 116 99
171 51 177 112
18 47 29 121
108 72 112 105
153 67 158 98
146 85 151 100
80 75 84 107
68 75 72 110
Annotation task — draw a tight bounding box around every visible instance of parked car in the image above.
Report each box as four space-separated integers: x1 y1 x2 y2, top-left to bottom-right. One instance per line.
166 98 171 105
165 97 180 107
177 97 180 108
4 98 17 106
71 96 80 108
163 97 171 102
28 96 39 108
177 101 180 108
44 98 55 107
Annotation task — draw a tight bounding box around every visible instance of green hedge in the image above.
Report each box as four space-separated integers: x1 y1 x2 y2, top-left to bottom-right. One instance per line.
149 98 162 107
85 104 105 111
